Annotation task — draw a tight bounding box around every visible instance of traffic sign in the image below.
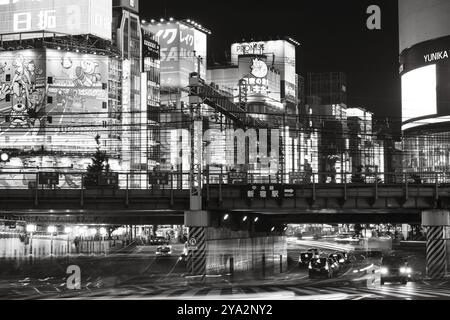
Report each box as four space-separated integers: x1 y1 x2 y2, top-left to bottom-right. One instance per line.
282 187 296 198
38 172 59 185
149 172 169 185
187 237 198 251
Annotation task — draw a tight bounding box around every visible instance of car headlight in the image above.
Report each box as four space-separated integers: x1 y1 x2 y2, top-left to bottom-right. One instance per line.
400 267 407 273
381 267 388 275
406 268 412 274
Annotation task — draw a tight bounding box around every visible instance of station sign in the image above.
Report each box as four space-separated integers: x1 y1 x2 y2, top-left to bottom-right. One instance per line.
247 184 296 199
247 185 280 199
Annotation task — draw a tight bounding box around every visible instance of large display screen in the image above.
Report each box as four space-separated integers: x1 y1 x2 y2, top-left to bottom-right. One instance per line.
0 0 112 40
231 40 297 103
402 64 437 123
0 49 110 154
146 22 207 88
46 50 109 149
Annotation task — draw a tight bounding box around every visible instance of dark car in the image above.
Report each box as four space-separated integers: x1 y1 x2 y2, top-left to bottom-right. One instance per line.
329 252 346 264
328 256 342 273
156 245 172 257
380 256 412 285
309 258 337 279
299 249 319 267
150 237 168 246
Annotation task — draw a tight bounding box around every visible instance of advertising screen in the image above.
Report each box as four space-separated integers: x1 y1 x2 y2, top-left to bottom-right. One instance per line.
46 49 109 150
231 40 297 102
0 0 112 41
402 64 437 123
0 49 47 149
0 49 110 154
146 22 207 88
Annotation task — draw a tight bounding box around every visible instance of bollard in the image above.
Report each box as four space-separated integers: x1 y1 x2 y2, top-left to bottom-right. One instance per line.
262 254 266 278
230 257 234 277
280 255 283 273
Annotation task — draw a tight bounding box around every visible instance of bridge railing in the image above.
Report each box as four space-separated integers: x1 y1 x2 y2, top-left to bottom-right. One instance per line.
0 171 447 191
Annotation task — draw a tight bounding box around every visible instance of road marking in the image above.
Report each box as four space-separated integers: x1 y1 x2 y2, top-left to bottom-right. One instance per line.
286 286 324 296
380 286 436 298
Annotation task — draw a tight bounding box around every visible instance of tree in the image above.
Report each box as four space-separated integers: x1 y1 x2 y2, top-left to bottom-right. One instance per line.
351 165 365 184
84 135 110 187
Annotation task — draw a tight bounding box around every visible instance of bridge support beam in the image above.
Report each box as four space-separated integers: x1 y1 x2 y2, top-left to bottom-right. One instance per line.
422 210 450 279
184 211 288 279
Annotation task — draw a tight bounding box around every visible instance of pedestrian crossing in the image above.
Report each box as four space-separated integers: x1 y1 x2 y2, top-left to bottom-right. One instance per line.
46 282 450 300
4 281 450 300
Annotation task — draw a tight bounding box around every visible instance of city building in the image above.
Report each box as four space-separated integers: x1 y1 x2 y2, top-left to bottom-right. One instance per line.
399 0 450 178
143 18 211 188
0 0 158 189
307 72 347 106
0 0 120 186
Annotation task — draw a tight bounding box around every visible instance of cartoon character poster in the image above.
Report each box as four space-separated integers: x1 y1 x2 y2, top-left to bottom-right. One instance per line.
46 49 108 137
0 49 47 138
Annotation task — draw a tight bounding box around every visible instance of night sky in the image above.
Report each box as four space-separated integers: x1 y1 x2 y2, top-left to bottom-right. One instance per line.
141 0 400 122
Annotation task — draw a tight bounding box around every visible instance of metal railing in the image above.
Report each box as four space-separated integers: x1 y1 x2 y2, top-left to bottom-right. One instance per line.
0 171 447 191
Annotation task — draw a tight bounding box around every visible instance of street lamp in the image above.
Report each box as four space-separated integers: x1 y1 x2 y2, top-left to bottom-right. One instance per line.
26 224 37 233
0 152 10 163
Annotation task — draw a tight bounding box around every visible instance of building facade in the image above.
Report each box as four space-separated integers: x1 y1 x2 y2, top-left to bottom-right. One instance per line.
400 0 450 178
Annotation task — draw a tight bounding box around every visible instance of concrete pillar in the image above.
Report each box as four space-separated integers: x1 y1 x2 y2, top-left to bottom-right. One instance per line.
185 211 210 277
401 224 409 241
422 210 450 279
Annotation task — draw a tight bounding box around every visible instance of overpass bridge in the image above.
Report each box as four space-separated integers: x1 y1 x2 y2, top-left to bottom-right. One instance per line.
0 171 447 224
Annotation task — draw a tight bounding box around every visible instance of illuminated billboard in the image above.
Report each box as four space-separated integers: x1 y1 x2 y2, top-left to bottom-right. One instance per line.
146 21 207 88
0 49 47 149
402 64 437 123
0 49 111 154
0 0 112 41
231 40 297 103
400 36 450 131
46 49 109 151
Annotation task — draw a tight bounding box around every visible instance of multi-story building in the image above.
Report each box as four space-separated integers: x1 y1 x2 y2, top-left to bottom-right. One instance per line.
307 72 347 106
112 0 147 187
143 18 210 188
0 0 158 189
399 0 450 179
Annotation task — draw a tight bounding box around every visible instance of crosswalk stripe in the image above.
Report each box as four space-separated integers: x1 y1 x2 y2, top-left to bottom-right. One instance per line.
312 288 344 295
206 289 223 296
286 287 322 296
379 287 436 298
323 287 371 295
383 286 450 298
356 287 407 299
